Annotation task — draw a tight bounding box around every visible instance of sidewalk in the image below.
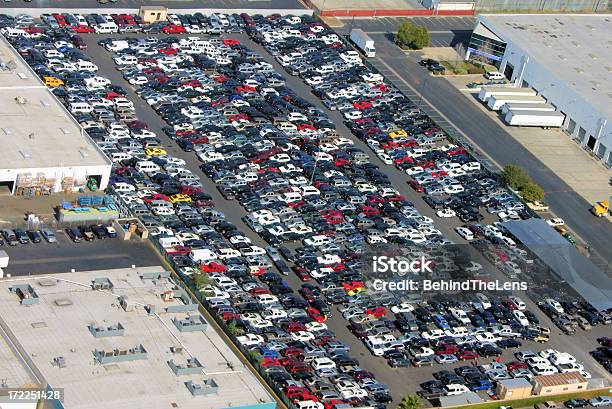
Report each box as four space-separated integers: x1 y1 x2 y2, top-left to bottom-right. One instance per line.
445 75 612 207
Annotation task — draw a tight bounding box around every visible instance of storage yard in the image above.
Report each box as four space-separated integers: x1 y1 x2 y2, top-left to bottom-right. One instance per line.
0 9 610 409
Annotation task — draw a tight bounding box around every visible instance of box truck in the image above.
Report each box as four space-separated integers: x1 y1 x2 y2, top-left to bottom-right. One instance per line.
487 94 546 111
504 110 565 128
501 103 556 116
350 29 376 58
478 86 537 103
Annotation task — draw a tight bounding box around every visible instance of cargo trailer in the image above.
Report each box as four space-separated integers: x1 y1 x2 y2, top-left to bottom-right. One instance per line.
488 94 546 111
501 103 556 116
478 86 537 103
504 110 565 128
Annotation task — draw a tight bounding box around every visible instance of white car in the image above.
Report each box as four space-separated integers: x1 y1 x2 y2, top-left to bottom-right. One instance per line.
237 334 264 347
590 397 612 407
455 226 474 241
436 208 456 218
546 218 565 227
485 71 505 80
391 303 415 314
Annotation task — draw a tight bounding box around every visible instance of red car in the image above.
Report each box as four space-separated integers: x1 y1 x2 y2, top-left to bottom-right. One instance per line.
353 101 372 109
365 306 387 317
222 38 241 46
200 262 226 273
162 24 186 34
283 322 307 332
158 47 178 55
456 350 479 360
409 180 424 192
260 357 281 367
507 361 529 371
166 245 190 255
306 307 327 323
435 344 459 355
72 25 95 33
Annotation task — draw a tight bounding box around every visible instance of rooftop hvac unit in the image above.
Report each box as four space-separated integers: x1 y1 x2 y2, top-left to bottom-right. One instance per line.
162 290 175 301
14 96 27 105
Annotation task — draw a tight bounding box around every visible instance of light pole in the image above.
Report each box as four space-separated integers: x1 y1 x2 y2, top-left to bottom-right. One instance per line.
310 157 321 185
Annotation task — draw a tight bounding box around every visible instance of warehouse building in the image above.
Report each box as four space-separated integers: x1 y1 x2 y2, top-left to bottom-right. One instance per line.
466 14 612 167
0 267 277 409
0 36 111 196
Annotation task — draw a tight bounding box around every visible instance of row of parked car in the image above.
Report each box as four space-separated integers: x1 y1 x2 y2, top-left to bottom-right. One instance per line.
590 337 612 375
418 349 587 400
3 11 252 35
0 225 117 246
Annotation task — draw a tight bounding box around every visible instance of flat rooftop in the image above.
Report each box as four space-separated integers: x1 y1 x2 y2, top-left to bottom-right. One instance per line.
0 267 275 409
479 14 612 119
0 36 110 170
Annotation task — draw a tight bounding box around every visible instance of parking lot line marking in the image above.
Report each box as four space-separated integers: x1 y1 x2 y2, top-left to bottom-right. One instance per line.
374 57 504 171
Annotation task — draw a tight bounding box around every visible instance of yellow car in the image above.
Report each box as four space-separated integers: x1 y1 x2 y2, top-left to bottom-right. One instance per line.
169 194 192 203
43 76 64 87
388 129 408 138
145 147 167 156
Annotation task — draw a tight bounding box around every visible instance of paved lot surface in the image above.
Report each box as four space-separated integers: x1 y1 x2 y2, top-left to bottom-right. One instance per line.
0 0 305 9
443 76 612 207
2 233 162 275
77 32 612 404
334 16 474 47
360 32 612 271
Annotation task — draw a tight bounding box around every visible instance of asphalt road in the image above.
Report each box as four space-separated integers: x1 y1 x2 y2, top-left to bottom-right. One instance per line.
334 16 474 48
0 0 305 10
2 231 162 275
362 32 612 271
78 32 612 404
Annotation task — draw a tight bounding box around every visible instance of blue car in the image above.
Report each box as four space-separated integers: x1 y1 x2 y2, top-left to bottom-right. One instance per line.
468 380 493 391
433 314 450 330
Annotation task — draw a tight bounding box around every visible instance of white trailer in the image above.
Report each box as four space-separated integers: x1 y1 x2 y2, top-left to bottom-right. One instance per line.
501 103 556 116
504 110 565 128
478 86 537 103
350 29 376 58
487 94 546 111
0 250 8 268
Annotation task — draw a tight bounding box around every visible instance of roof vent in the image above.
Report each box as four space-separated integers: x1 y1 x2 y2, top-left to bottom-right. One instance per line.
574 67 585 74
78 149 89 158
558 55 567 61
60 127 71 134
605 66 612 73
40 100 50 107
19 150 31 159
2 127 13 135
571 41 580 47
14 96 27 105
17 72 27 79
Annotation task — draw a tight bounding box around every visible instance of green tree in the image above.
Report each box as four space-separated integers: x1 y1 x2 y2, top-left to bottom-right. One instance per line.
397 394 421 409
520 181 545 202
227 320 238 336
193 273 211 289
396 21 430 50
502 164 531 190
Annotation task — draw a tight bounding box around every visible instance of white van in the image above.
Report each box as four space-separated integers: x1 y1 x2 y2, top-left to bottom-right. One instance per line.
159 237 182 249
74 60 98 72
96 23 118 34
109 152 132 163
135 161 160 174
69 102 94 114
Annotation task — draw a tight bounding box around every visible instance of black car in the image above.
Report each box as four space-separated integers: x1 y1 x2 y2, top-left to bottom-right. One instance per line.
91 224 108 239
27 230 42 243
419 58 439 67
564 399 589 408
13 228 30 244
65 227 83 243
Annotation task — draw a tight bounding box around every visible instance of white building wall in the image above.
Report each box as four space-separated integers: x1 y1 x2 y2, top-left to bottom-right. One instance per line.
499 41 612 166
0 165 110 193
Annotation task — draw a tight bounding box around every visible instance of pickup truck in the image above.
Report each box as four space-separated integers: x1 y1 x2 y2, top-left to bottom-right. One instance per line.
527 201 549 211
468 379 493 391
